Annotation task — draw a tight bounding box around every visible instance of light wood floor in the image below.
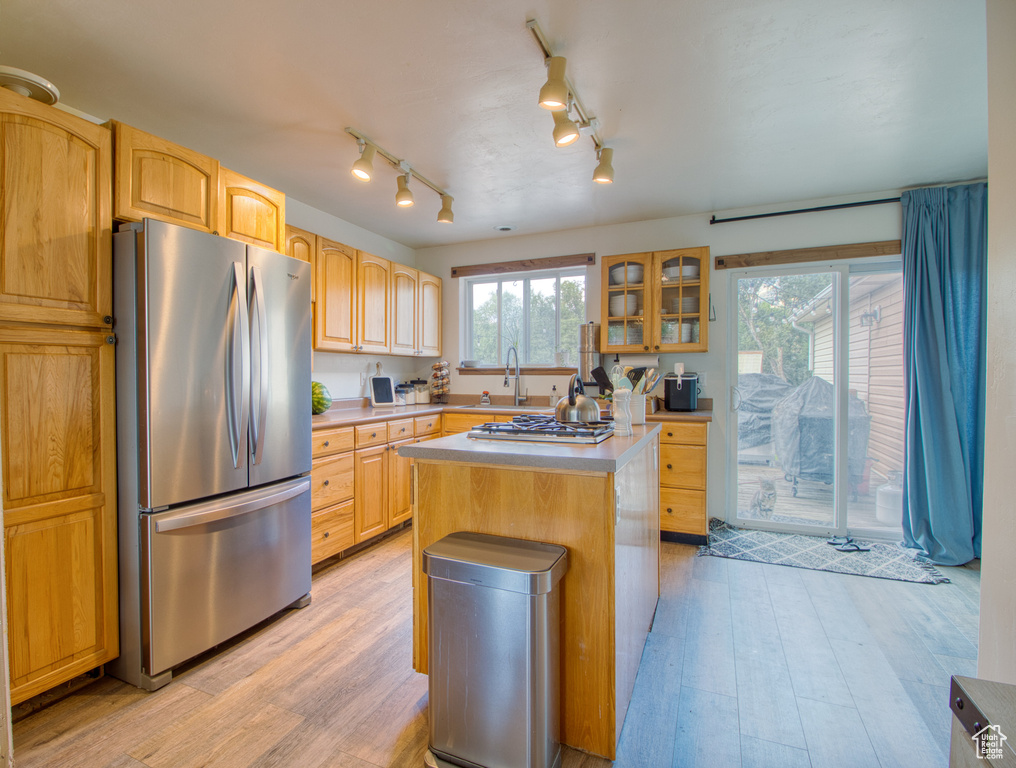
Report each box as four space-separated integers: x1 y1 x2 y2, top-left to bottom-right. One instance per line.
12 528 979 768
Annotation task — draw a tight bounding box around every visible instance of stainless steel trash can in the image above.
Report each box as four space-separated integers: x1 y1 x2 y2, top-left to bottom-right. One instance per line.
423 531 568 768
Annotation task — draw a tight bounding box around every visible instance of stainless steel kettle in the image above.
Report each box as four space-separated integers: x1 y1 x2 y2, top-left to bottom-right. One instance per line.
555 374 601 422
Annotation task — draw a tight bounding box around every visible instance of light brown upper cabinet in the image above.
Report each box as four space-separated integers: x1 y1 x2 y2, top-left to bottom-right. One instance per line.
285 224 316 300
391 265 442 357
418 271 442 357
357 251 391 354
314 238 357 352
0 88 112 328
600 246 710 353
390 263 419 356
218 167 286 252
113 121 219 232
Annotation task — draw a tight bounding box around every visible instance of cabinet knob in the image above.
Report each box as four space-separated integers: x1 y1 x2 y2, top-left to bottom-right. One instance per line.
323 479 329 486
371 432 377 438
103 315 113 325
323 531 329 538
644 346 649 351
667 507 673 513
323 440 330 447
667 464 673 470
667 432 674 437
654 345 660 351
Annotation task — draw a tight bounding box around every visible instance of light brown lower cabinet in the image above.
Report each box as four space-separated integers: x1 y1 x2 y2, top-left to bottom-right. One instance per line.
354 444 389 542
659 421 708 536
0 326 118 704
310 426 355 563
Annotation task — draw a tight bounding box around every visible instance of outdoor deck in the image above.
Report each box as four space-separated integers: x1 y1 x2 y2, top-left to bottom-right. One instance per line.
736 462 898 535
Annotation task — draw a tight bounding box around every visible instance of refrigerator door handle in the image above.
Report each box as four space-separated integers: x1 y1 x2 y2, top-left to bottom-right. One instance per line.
153 477 311 533
249 264 269 466
226 261 251 469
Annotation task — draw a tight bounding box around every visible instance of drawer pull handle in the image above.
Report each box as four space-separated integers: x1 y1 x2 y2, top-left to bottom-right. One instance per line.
323 440 330 447
371 432 377 438
323 480 329 486
323 531 329 538
667 432 674 437
667 464 672 470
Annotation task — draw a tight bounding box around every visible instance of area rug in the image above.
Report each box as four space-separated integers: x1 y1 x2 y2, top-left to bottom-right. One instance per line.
697 519 950 584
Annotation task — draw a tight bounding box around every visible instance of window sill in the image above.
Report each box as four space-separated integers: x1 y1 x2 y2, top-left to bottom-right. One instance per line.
457 366 578 376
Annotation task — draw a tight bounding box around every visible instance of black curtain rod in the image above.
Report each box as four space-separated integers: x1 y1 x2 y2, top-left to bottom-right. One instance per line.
709 196 901 225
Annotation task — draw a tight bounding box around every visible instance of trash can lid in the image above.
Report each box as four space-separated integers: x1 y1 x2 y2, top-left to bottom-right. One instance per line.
423 531 568 595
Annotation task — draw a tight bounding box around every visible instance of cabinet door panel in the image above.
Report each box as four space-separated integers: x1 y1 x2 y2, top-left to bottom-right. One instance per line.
311 453 354 511
218 167 286 252
0 89 111 327
314 239 356 351
0 327 117 704
418 271 442 357
390 438 414 526
354 446 388 542
357 252 390 353
114 122 218 232
659 488 707 534
390 264 418 356
286 226 316 300
311 500 354 564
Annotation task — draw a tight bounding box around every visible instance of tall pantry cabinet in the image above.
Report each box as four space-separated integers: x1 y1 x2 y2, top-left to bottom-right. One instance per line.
0 88 118 704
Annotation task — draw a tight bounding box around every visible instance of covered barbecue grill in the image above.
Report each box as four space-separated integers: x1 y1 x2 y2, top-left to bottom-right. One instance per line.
771 376 871 497
737 373 795 450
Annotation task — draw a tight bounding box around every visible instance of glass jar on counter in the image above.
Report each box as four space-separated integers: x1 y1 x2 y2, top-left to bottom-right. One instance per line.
413 379 431 404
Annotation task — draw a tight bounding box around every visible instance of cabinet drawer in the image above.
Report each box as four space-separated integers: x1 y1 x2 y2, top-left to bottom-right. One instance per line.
660 444 706 490
414 414 442 436
660 488 707 535
311 499 354 564
355 423 388 448
312 426 354 458
659 421 708 445
311 453 354 510
387 418 415 442
442 413 487 434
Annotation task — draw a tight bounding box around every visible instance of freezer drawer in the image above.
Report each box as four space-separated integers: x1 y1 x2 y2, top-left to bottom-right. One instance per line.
141 477 311 676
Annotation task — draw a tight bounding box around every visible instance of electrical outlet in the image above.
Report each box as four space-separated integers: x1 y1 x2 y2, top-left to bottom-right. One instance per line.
697 372 707 388
360 371 367 386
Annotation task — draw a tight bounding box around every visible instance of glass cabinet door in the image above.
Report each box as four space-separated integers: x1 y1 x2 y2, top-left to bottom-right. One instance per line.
652 247 709 353
601 254 651 352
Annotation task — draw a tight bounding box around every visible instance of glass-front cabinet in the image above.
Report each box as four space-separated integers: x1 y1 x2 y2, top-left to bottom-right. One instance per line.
601 246 709 353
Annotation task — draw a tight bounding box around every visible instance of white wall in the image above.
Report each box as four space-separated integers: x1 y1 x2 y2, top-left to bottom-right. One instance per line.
978 0 1016 685
287 198 435 399
416 194 903 521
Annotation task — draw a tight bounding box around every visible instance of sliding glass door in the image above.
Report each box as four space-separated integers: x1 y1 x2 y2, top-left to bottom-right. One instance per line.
729 262 904 539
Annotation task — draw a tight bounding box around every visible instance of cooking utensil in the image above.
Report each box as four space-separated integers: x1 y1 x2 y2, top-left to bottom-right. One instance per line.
610 363 626 389
627 367 645 390
591 366 614 392
640 368 655 393
555 373 601 422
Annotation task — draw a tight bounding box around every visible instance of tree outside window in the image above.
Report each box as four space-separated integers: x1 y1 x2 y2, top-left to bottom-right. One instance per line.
467 270 586 366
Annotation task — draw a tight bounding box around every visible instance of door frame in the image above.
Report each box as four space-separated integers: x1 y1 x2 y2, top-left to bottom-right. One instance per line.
724 258 903 541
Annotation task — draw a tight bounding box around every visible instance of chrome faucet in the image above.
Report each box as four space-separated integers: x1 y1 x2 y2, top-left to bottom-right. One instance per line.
504 344 527 406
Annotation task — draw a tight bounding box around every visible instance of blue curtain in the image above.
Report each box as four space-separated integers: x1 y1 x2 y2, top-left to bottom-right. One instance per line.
901 183 987 565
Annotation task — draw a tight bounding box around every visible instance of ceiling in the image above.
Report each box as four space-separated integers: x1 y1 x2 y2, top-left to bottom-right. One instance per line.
1 0 988 250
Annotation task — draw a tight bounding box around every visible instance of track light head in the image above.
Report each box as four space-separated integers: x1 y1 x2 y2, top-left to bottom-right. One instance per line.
592 147 614 184
539 56 569 110
437 195 454 223
351 143 376 181
552 110 580 147
395 174 415 207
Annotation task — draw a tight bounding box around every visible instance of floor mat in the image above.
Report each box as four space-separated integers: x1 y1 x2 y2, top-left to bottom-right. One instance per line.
698 519 950 584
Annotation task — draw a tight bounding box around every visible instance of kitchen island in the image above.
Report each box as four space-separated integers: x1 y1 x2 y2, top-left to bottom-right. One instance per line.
400 424 661 760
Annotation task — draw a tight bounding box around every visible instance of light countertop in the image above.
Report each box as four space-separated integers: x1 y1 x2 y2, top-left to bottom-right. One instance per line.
398 423 662 473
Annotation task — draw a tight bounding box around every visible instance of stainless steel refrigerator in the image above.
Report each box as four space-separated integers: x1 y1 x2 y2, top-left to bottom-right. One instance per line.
109 219 313 690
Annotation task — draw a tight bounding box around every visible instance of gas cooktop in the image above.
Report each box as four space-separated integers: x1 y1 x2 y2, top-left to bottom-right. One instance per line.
467 415 614 444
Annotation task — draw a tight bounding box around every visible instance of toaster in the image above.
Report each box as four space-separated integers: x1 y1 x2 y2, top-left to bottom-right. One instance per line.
663 373 699 411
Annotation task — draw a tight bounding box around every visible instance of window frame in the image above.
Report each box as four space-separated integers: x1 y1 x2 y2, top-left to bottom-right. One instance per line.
463 266 587 370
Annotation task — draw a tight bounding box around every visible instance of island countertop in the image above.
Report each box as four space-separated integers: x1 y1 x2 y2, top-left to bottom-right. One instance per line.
398 423 662 473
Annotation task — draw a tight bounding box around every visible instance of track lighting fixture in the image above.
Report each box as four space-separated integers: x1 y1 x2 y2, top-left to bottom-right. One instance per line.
538 57 569 110
528 19 615 186
592 147 614 184
437 195 454 223
552 110 580 147
344 128 452 221
351 142 376 181
395 174 414 207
